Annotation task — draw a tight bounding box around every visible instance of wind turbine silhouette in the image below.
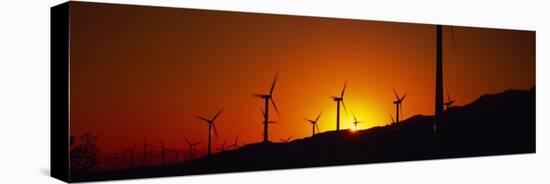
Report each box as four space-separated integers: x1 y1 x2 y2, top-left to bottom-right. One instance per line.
228 136 240 150
122 143 137 167
445 90 455 110
331 81 348 131
184 138 201 160
351 112 362 130
142 136 154 166
393 89 407 126
305 112 322 136
280 136 293 143
196 109 223 157
253 75 280 144
217 140 226 152
389 113 396 128
159 142 171 165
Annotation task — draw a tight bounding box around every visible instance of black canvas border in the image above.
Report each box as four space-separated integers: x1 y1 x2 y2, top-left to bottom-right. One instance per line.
49 1 536 183
51 1 70 183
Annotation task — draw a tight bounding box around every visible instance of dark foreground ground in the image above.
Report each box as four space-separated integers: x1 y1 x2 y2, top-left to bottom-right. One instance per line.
71 87 535 182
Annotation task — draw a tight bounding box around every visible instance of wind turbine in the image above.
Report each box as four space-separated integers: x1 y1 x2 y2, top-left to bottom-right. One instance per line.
228 136 240 150
280 136 293 143
392 89 407 125
444 90 455 110
142 136 154 166
159 142 171 165
351 112 362 130
331 81 348 131
217 140 226 152
123 143 137 167
253 75 280 144
305 111 322 136
196 109 223 157
184 138 200 160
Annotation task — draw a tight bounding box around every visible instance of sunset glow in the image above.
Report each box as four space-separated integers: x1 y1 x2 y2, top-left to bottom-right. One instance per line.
68 2 535 158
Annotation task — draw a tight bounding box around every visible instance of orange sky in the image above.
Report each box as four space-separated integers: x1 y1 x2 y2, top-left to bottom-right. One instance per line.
68 2 535 154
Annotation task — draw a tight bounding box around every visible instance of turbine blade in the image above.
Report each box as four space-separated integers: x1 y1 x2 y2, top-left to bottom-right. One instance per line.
393 89 399 100
260 107 265 116
213 123 219 139
185 138 191 145
235 136 239 144
197 116 211 123
341 100 348 114
252 93 265 98
400 104 403 120
352 112 358 123
315 111 322 122
340 81 347 98
401 94 407 102
270 98 280 118
212 109 224 121
269 74 278 96
316 124 320 133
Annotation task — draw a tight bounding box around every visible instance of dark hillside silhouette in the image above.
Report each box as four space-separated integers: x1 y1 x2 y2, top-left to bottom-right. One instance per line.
70 87 535 182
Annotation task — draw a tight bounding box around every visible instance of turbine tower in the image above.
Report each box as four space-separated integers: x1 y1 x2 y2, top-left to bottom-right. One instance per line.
434 24 444 136
142 136 153 166
159 142 173 165
196 109 223 157
389 113 396 130
331 81 348 131
253 75 280 144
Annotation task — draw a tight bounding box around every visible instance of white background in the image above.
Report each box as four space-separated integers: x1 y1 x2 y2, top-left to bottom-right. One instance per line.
0 0 548 183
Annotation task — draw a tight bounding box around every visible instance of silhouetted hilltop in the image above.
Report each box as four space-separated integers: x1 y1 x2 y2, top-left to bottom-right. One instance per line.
72 87 535 182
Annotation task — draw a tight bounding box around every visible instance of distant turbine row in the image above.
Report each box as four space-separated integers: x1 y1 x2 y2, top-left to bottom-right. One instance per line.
196 74 457 156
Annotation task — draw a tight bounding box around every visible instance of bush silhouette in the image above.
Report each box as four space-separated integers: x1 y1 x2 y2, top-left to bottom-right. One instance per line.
70 133 100 171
